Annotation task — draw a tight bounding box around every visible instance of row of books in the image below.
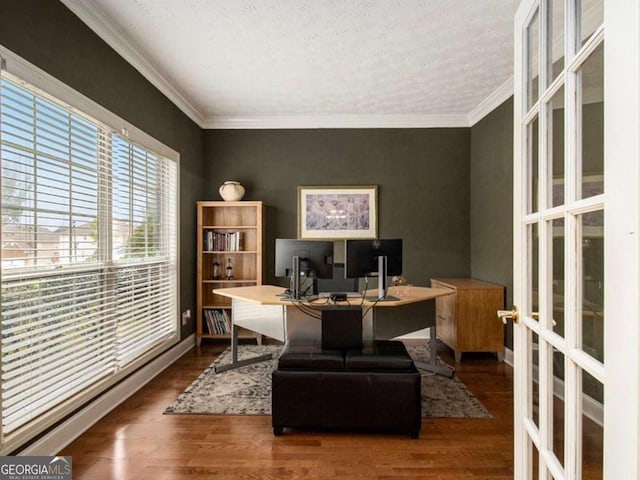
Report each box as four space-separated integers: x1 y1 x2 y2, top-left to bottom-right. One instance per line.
204 308 231 334
204 230 244 252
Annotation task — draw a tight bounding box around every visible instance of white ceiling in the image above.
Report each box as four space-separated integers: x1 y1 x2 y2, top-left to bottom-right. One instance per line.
62 0 519 128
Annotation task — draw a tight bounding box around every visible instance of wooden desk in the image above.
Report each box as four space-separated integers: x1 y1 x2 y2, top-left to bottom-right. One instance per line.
213 285 454 376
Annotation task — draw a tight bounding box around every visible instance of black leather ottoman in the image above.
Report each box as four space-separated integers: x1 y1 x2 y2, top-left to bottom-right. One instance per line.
271 340 421 438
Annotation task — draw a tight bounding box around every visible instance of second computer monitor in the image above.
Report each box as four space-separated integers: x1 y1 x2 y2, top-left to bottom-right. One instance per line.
345 239 403 279
345 239 403 301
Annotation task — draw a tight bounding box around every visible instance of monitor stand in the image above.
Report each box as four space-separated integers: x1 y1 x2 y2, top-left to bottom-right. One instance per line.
364 255 399 302
291 255 301 300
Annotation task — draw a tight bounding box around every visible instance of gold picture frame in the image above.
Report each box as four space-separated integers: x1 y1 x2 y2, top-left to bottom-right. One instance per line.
297 185 378 239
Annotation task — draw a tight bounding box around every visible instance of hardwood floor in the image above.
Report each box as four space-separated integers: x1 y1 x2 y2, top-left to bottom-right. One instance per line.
60 340 515 479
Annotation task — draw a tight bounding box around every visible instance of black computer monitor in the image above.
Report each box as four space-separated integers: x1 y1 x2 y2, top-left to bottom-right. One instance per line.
275 239 334 299
345 239 403 300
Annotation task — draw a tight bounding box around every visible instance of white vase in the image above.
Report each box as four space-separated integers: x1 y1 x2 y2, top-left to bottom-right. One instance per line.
219 181 245 201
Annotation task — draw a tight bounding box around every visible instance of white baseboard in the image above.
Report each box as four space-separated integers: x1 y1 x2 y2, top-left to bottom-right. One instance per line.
503 347 603 427
19 334 196 456
504 346 514 366
582 390 604 426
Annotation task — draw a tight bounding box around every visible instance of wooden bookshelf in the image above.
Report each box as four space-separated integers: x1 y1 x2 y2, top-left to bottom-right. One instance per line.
196 201 264 346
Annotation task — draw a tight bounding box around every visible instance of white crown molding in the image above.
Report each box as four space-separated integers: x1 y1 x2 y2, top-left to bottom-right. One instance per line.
467 77 514 126
203 113 470 129
60 0 205 127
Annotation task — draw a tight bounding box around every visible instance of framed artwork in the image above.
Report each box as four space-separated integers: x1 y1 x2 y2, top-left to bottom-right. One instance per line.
298 185 378 239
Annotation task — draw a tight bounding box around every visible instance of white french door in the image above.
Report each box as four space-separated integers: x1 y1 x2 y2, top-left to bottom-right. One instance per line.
513 0 639 479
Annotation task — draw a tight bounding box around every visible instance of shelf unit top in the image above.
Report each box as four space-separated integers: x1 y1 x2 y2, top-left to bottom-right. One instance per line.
202 225 257 229
197 200 263 207
202 250 258 254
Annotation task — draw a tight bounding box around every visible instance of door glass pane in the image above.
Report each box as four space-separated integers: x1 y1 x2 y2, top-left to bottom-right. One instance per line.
527 9 540 110
579 42 604 200
580 211 604 363
528 116 540 213
528 223 540 320
530 437 540 479
581 369 604 479
549 87 565 207
548 0 565 84
580 0 603 46
530 331 540 428
552 350 565 466
551 218 565 337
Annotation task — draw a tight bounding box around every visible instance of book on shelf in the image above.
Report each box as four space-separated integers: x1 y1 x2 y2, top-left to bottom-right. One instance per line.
203 308 232 334
203 230 244 252
221 308 231 332
215 309 228 334
203 308 215 334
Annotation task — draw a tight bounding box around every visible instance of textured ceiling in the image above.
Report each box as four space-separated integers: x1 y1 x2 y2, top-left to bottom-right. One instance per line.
64 0 520 127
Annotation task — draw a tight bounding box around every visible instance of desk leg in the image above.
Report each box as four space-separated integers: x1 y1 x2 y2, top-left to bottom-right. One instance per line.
214 322 273 374
413 325 455 378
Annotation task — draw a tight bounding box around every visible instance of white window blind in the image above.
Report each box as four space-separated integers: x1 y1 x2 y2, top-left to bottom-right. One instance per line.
0 64 178 453
111 136 178 366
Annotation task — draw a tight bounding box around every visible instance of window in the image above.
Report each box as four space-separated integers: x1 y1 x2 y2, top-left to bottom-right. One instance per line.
0 52 179 454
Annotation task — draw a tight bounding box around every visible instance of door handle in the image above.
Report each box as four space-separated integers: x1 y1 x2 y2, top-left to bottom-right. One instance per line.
497 306 519 324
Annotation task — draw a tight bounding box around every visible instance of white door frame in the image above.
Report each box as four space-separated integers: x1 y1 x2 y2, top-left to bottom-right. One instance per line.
601 0 640 477
513 0 640 478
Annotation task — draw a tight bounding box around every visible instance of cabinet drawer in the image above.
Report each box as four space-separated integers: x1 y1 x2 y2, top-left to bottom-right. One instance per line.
431 277 505 360
436 291 456 322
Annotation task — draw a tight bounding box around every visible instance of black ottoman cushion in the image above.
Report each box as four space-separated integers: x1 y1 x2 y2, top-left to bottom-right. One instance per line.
277 341 344 371
345 340 416 372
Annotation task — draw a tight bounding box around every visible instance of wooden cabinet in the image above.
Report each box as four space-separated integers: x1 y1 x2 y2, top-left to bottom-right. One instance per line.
430 278 505 363
197 201 264 346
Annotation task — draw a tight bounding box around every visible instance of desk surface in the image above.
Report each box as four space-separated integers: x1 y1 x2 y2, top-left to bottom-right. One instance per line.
213 284 456 377
213 284 453 307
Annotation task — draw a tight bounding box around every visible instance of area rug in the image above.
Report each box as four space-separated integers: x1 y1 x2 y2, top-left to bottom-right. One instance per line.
164 344 492 418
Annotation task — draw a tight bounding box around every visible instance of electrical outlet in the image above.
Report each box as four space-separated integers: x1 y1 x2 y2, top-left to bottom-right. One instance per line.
181 310 191 326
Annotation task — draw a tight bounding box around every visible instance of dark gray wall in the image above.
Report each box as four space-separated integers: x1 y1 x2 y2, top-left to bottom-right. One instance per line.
470 98 514 349
203 129 472 290
0 0 205 340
